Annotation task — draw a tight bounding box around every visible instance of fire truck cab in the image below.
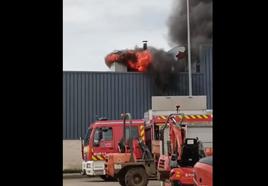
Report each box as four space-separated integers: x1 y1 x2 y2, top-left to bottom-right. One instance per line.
81 118 146 178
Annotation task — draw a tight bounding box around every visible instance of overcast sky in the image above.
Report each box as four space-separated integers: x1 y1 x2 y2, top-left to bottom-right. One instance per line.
63 0 174 71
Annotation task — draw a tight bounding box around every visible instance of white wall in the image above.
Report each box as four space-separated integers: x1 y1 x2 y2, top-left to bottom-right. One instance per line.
63 140 82 171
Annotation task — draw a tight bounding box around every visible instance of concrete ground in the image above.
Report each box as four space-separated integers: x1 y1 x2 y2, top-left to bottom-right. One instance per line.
63 174 162 186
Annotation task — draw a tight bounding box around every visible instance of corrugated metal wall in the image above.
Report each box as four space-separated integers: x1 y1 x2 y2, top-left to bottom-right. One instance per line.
200 45 213 109
63 72 206 139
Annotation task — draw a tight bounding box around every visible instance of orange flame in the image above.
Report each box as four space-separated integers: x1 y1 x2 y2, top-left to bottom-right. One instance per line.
105 50 152 72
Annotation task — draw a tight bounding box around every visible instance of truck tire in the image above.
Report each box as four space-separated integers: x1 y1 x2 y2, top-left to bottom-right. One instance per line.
118 174 126 186
125 167 148 186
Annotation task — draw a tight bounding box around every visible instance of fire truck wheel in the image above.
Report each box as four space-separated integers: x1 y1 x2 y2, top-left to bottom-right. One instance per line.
125 167 148 186
118 174 126 186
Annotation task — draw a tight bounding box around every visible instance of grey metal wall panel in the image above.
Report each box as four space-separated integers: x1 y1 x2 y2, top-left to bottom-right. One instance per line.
63 70 211 139
200 45 213 109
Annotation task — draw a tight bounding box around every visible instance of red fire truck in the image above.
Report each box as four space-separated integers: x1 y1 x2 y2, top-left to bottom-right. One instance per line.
81 118 146 180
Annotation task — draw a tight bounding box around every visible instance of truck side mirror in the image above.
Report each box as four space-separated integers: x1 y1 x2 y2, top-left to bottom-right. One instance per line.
93 128 102 147
80 137 84 160
93 135 101 146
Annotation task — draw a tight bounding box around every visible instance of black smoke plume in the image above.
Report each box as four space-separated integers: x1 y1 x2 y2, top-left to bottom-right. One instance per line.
168 0 212 59
148 47 184 93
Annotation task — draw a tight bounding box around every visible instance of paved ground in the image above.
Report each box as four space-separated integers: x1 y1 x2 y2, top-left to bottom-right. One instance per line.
63 174 162 186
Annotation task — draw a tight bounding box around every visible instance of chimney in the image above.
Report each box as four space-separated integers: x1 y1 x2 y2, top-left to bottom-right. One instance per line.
143 40 148 50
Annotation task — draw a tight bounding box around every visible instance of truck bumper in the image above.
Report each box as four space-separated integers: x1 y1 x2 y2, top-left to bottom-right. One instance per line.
82 161 106 176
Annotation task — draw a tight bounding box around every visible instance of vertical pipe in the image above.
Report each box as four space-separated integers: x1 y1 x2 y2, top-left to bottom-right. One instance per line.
187 0 192 96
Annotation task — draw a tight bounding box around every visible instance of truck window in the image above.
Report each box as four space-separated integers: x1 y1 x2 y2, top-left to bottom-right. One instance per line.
125 127 139 140
83 128 92 146
102 127 113 140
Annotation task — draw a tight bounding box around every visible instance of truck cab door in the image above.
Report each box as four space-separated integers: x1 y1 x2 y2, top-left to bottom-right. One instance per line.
92 127 114 156
99 127 114 153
